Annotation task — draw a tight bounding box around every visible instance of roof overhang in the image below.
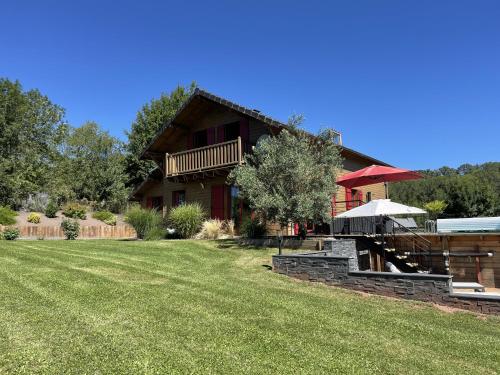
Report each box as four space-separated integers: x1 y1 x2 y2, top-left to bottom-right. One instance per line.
140 88 391 167
128 167 163 200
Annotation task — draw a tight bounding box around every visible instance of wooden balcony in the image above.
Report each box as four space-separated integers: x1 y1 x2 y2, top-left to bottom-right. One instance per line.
165 137 244 178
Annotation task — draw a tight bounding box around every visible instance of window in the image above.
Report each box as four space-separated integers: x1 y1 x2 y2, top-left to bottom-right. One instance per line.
224 122 240 141
192 130 208 148
366 192 372 202
148 196 163 210
211 185 225 219
172 190 186 207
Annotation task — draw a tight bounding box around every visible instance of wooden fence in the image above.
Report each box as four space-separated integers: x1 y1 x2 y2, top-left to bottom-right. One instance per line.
422 233 500 288
0 224 136 240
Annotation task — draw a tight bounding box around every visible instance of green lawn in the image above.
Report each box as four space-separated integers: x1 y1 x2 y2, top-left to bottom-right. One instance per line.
0 240 499 374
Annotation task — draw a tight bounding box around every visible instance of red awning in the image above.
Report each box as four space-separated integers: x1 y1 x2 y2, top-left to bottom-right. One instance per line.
337 165 422 189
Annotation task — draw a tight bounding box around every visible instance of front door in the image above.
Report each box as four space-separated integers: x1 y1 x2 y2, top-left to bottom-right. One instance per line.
211 185 225 219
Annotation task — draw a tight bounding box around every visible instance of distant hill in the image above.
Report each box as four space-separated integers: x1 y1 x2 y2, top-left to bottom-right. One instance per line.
390 162 500 218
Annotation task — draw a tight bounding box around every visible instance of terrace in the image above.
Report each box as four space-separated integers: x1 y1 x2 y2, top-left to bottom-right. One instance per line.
165 137 245 179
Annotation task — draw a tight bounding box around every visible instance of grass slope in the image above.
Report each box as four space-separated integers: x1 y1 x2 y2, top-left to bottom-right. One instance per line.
0 240 499 374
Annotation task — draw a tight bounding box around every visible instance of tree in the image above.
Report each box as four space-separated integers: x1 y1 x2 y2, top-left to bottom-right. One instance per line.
58 122 129 212
0 78 68 207
423 200 447 220
229 115 342 253
390 162 499 218
445 175 496 218
125 82 196 187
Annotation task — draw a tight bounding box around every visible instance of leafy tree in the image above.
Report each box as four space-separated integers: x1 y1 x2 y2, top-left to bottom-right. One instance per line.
126 82 196 187
0 78 68 207
229 115 342 252
445 175 496 218
391 162 499 218
423 200 447 220
58 122 129 212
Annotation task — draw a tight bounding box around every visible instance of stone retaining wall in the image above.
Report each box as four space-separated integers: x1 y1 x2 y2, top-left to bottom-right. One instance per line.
243 233 500 288
272 252 500 315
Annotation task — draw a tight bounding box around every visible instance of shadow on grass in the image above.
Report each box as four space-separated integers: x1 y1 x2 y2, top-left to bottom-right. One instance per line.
215 239 271 251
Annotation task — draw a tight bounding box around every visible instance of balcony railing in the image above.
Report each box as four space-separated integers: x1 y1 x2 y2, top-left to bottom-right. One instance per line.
165 137 243 177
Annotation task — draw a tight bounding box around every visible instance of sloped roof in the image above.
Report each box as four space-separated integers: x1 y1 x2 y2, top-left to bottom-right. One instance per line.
140 88 390 166
128 167 163 200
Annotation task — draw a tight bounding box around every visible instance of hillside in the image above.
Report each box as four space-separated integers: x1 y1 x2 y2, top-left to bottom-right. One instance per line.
390 162 500 218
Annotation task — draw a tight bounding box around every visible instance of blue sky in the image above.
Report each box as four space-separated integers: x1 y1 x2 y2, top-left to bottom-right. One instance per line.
2 0 499 169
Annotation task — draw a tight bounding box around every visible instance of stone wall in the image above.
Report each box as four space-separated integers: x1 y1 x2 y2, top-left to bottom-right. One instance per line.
342 271 451 303
245 233 500 288
324 238 359 271
272 253 351 283
272 252 500 315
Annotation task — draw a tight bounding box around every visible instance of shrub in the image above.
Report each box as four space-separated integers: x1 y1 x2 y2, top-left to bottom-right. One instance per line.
61 219 80 240
2 227 20 240
168 203 205 239
240 216 266 238
62 203 87 220
143 226 166 241
197 219 224 239
0 206 17 225
197 219 235 239
20 193 49 212
424 200 448 220
222 220 235 238
27 212 41 224
92 210 117 226
125 205 165 240
104 216 117 226
45 200 58 218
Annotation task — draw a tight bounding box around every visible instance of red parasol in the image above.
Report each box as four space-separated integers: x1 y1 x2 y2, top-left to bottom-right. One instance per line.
337 165 422 191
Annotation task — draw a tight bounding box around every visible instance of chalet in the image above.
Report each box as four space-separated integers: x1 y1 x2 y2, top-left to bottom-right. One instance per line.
130 89 389 234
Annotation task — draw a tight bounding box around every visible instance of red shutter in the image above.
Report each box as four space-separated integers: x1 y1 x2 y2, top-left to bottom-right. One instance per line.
207 127 216 145
217 125 225 143
345 188 352 210
239 118 249 143
293 223 299 235
211 185 225 219
357 188 363 206
226 185 232 220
